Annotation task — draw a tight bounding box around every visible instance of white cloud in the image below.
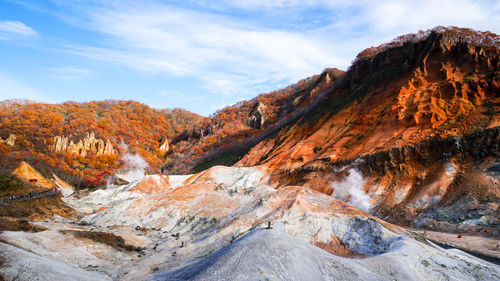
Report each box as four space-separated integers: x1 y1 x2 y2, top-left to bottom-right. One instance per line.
45 66 91 80
59 2 344 98
222 0 351 9
0 21 37 39
369 0 497 35
35 0 500 104
224 0 499 35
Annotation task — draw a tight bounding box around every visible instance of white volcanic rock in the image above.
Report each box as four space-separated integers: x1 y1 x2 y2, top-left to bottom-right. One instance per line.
2 165 499 280
0 241 111 281
52 173 75 197
154 228 500 281
154 229 383 281
63 183 142 215
0 134 16 146
1 230 134 272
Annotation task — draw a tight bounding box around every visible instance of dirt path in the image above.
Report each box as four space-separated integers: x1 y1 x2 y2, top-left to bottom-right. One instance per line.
0 189 60 203
414 229 500 265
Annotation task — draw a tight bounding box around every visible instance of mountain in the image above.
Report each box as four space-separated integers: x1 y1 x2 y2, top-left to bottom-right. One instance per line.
0 100 202 187
165 68 344 174
156 228 499 281
240 26 499 167
237 26 500 234
0 69 343 186
0 26 499 281
1 164 499 280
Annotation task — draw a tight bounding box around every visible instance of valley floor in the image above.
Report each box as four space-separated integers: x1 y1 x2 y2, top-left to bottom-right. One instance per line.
0 166 499 280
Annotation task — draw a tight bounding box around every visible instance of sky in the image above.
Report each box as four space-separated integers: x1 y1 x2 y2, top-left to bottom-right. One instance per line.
0 0 498 115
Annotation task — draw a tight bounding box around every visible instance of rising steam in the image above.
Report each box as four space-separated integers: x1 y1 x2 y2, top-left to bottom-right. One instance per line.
331 168 372 213
121 153 149 182
114 142 149 183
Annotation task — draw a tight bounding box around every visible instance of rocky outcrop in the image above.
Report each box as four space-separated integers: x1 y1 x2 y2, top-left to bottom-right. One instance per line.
3 165 499 280
129 175 171 194
254 126 500 236
247 102 268 129
0 134 16 147
12 161 55 189
240 27 499 169
159 138 169 154
52 132 116 157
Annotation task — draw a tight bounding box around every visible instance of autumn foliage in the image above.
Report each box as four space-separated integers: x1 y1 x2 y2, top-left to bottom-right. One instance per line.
0 67 342 185
165 68 343 173
0 100 201 187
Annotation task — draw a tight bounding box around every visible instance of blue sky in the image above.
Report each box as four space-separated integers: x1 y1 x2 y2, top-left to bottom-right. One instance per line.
0 0 498 115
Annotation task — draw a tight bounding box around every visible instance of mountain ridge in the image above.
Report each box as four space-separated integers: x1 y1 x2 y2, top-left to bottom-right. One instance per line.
0 25 499 281
236 26 499 235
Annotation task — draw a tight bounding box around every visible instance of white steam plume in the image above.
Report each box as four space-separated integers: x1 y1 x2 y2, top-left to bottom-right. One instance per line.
331 168 372 213
119 141 129 151
113 141 149 183
121 153 149 182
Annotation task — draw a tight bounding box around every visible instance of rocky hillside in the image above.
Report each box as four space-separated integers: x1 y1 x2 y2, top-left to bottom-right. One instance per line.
2 165 499 280
0 69 342 186
1 26 499 280
237 26 500 234
0 100 201 187
165 68 343 174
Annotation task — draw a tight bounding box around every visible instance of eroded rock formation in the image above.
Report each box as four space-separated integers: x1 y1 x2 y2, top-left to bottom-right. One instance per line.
247 102 268 129
0 134 16 147
159 138 169 154
12 161 55 189
51 132 116 157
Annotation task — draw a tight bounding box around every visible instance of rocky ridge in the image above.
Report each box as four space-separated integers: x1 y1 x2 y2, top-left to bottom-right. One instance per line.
0 134 15 147
237 26 500 234
0 26 499 281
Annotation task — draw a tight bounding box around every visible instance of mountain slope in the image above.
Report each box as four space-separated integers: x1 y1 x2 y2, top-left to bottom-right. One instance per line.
155 228 500 281
1 26 499 279
2 164 499 280
0 100 202 187
237 26 500 233
240 27 499 168
165 68 344 174
0 69 343 186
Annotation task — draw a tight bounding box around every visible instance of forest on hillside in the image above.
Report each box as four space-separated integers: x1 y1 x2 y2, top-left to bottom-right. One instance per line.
0 68 341 187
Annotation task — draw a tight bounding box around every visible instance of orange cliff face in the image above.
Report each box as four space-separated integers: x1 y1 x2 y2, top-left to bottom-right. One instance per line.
240 28 499 169
237 27 500 234
12 161 56 189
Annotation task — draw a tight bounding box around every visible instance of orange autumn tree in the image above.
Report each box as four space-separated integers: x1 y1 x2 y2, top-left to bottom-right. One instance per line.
0 100 202 187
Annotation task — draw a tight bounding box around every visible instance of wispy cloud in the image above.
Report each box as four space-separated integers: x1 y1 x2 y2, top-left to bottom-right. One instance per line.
53 0 498 101
3 0 500 113
61 3 342 99
45 66 91 80
368 0 496 35
0 21 38 39
221 0 347 9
